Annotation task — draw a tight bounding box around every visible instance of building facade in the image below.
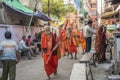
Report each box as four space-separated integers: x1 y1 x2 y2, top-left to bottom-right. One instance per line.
0 0 45 26
101 0 120 24
19 0 42 11
19 0 43 26
82 0 97 27
88 0 97 27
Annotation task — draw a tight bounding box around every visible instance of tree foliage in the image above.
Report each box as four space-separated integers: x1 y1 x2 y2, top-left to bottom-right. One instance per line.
42 0 77 19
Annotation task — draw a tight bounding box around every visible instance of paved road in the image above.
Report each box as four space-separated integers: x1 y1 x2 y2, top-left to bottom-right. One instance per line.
0 52 82 80
16 54 83 80
0 49 110 80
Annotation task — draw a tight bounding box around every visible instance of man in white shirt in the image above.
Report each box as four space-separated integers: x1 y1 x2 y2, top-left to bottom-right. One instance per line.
83 20 94 52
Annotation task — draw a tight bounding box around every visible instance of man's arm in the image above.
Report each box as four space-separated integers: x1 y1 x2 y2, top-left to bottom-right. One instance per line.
15 43 20 63
16 50 20 63
0 43 3 56
21 41 29 49
88 27 95 34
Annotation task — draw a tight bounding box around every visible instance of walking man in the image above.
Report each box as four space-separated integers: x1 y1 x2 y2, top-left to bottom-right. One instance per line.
41 26 59 79
0 31 20 80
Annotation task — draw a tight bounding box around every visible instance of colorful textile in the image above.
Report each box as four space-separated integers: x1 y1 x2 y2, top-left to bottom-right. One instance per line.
41 33 47 49
57 47 61 59
43 54 58 76
79 31 86 51
72 29 80 47
56 37 61 59
95 26 106 62
69 34 77 53
60 30 67 55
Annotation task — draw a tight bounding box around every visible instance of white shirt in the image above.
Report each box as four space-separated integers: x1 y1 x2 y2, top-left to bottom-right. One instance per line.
83 25 94 37
19 40 28 49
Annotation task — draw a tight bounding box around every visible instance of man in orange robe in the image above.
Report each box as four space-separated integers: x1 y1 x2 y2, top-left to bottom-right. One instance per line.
69 22 78 59
59 19 71 56
66 28 77 59
41 26 59 79
79 30 86 54
60 30 67 56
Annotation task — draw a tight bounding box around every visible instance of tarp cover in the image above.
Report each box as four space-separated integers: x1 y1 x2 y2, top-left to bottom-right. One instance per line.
3 0 50 21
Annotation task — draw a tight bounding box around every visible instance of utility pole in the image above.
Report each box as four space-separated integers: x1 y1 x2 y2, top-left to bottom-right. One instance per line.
101 0 102 15
97 0 99 26
48 0 50 25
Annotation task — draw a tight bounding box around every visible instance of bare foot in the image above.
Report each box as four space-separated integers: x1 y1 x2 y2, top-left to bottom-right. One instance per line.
54 71 57 76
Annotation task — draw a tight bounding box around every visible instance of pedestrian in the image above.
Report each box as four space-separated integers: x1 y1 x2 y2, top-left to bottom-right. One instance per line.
66 27 77 59
72 22 80 47
19 36 36 59
60 29 67 56
95 25 107 63
0 31 20 80
41 26 59 79
79 28 86 54
70 22 78 59
66 28 71 57
83 20 95 52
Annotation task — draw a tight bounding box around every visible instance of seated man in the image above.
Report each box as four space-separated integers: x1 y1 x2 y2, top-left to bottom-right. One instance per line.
26 35 38 55
19 36 36 59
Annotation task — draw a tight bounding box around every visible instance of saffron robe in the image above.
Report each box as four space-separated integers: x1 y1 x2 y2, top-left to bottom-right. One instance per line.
79 31 86 51
41 32 58 76
60 30 67 55
95 26 106 62
69 33 77 53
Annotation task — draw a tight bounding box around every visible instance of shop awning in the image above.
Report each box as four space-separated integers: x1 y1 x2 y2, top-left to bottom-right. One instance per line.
2 0 51 21
101 11 117 19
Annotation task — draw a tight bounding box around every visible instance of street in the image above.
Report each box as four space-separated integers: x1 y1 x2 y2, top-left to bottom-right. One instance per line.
0 0 119 80
0 52 82 80
0 50 111 80
16 54 81 80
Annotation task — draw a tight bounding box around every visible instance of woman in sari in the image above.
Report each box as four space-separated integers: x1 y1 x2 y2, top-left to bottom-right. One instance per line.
95 25 107 63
